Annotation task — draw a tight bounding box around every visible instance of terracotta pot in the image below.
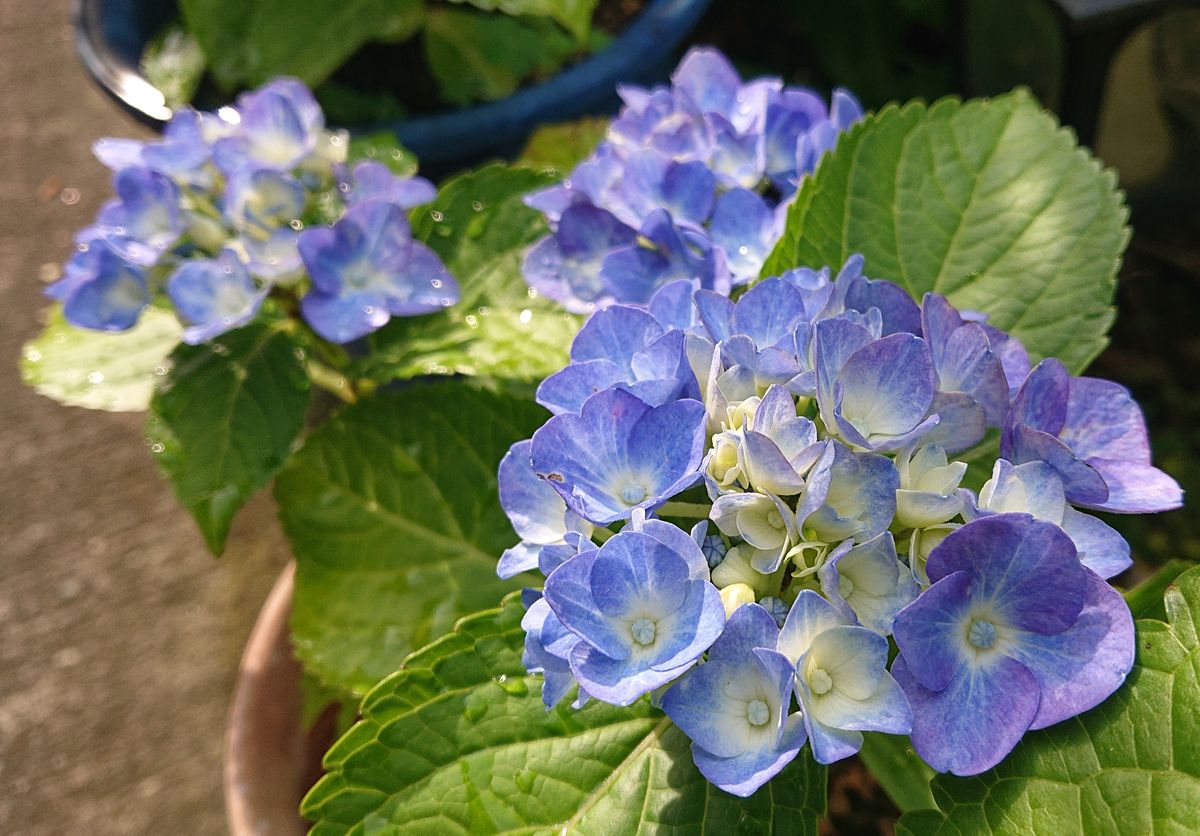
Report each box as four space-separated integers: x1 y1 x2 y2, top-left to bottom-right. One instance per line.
224 563 335 836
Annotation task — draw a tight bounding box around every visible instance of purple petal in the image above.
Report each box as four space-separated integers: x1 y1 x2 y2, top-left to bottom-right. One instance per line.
893 653 1040 776
1010 569 1134 730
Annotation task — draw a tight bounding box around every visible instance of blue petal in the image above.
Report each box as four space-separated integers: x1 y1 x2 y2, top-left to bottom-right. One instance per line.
710 189 777 281
690 716 806 798
498 439 573 544
892 570 974 691
589 531 689 616
731 277 808 350
570 305 662 372
570 643 692 706
299 289 390 343
536 360 627 415
893 653 1039 776
61 246 148 332
835 333 935 440
926 514 1087 635
543 550 631 661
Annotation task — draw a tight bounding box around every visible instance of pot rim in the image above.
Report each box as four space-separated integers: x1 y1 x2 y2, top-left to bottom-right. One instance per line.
223 561 305 836
71 0 713 167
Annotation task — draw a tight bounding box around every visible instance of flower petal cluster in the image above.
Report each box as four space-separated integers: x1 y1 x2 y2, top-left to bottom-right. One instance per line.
50 78 456 345
501 241 1173 791
522 48 863 312
892 514 1135 775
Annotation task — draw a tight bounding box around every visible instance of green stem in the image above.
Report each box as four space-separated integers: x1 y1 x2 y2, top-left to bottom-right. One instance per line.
655 501 712 519
306 360 357 404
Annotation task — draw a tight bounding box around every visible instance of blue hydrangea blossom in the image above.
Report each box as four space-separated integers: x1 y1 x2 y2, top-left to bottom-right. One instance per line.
49 78 454 346
500 243 1167 792
521 47 863 311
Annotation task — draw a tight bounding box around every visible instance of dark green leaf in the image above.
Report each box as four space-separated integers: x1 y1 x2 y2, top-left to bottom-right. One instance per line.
148 322 310 555
1122 559 1193 621
303 595 828 834
179 0 402 89
896 564 1200 835
423 8 577 106
355 163 579 384
763 91 1129 373
21 304 181 412
277 381 548 694
450 0 600 42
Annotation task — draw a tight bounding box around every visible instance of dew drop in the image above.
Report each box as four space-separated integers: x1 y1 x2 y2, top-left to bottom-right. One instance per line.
390 149 402 160
738 245 749 256
514 769 535 793
150 442 165 454
24 349 42 363
465 315 478 328
430 278 442 289
60 188 80 205
86 371 104 384
496 675 528 696
471 200 483 211
153 365 168 376
211 343 229 355
362 305 376 315
430 210 443 222
519 309 532 324
222 265 233 274
289 219 303 230
338 182 350 193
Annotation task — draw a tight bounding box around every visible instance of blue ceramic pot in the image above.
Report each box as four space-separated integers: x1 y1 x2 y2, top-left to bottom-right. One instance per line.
72 0 712 171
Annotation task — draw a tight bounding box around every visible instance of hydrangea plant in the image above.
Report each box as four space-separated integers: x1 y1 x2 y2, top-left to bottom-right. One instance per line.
304 49 1196 835
21 77 587 703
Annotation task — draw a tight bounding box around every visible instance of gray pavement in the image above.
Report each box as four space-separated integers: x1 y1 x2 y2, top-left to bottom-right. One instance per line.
0 2 290 833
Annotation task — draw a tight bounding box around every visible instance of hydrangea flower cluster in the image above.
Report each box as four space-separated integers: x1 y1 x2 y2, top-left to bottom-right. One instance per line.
521 48 862 313
499 257 1181 794
49 79 459 344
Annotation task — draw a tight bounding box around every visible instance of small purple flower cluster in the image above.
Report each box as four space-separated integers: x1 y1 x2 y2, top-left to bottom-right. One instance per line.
521 48 862 314
49 79 458 345
499 258 1181 794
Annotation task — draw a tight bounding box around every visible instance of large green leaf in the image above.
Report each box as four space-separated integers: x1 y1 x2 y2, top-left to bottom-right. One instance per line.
763 90 1129 373
21 304 182 412
179 0 420 89
147 322 310 555
896 564 1200 835
423 8 576 106
354 163 579 383
277 381 548 694
303 595 828 835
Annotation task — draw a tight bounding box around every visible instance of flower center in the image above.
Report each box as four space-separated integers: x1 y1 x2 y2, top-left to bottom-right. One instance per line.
840 576 855 597
967 619 998 650
766 510 783 530
809 668 833 695
746 699 770 726
630 618 656 646
620 483 648 505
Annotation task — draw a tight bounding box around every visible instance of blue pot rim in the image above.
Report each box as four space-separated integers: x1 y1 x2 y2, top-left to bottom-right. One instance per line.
72 0 713 136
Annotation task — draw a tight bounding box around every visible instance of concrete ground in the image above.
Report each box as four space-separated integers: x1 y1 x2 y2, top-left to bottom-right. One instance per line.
0 3 1193 835
0 2 290 833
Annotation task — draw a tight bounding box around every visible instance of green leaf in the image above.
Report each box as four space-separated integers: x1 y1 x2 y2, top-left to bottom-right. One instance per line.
518 115 610 171
21 304 182 412
423 8 576 106
303 595 828 834
896 564 1200 835
277 381 548 694
179 0 403 89
354 163 580 384
763 90 1129 373
449 0 600 42
140 23 206 108
858 732 936 813
1123 559 1194 621
148 323 310 555
345 131 419 178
